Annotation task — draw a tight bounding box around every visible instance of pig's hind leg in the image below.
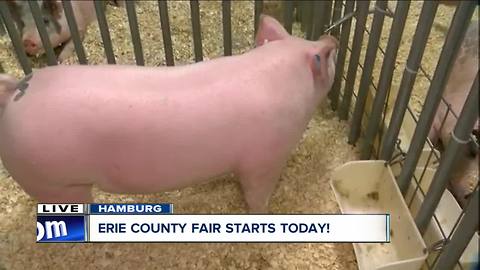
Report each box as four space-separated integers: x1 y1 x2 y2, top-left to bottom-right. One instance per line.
237 158 286 213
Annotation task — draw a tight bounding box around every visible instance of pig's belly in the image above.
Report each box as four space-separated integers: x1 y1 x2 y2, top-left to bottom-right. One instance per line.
92 133 237 194
83 87 243 193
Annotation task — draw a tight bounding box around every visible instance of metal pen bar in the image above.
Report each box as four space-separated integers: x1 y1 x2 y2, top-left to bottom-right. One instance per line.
321 1 333 35
294 1 302 30
125 0 144 66
396 1 476 195
222 0 232 56
330 0 343 40
305 1 314 40
380 1 439 161
283 1 294 34
360 1 410 159
311 1 325 40
296 0 302 22
0 1 32 74
27 1 57 65
338 0 369 120
433 189 479 270
328 0 354 110
190 0 203 62
158 0 174 66
348 0 389 145
415 72 479 234
300 0 307 32
0 11 5 35
254 0 263 36
61 0 87 64
94 0 116 64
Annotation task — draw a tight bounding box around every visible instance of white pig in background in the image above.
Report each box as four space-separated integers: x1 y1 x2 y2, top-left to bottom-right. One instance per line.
0 15 338 213
6 0 121 62
428 20 479 208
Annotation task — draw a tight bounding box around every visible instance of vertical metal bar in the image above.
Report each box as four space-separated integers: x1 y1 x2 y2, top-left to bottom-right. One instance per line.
380 1 439 160
0 1 32 74
94 0 116 64
305 1 314 40
415 73 479 234
158 0 174 66
283 0 294 34
330 0 343 40
433 188 479 270
311 1 325 40
295 0 302 27
360 1 410 159
300 0 307 32
397 1 476 195
321 1 333 35
61 0 87 64
254 0 263 36
190 0 203 62
0 13 5 36
338 1 369 120
329 0 354 110
348 0 389 145
313 0 332 39
222 0 232 56
27 1 57 65
125 0 144 66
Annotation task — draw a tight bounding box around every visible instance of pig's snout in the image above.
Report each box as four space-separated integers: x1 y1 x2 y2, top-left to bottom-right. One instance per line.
318 35 339 62
319 35 339 49
23 38 39 55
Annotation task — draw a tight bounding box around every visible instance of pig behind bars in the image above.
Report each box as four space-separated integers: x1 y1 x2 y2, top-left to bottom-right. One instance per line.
6 0 96 62
5 0 122 62
0 15 338 213
428 20 479 208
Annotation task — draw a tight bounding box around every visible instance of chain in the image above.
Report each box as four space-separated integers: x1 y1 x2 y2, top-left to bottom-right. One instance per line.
14 72 33 101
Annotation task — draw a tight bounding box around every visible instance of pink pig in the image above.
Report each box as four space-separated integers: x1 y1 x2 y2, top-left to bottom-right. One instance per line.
428 20 479 208
7 0 97 62
0 15 338 213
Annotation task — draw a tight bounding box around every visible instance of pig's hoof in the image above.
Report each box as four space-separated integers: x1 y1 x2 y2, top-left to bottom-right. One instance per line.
248 207 269 214
57 53 70 63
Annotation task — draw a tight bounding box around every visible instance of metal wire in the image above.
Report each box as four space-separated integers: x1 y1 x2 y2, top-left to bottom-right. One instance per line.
324 5 394 33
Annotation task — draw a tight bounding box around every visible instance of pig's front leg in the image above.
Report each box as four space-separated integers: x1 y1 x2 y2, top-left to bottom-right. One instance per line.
23 181 94 203
449 175 476 209
58 29 86 63
428 116 442 148
57 38 76 63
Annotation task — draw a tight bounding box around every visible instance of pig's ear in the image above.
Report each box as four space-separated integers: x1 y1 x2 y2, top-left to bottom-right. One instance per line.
255 14 289 47
42 0 62 19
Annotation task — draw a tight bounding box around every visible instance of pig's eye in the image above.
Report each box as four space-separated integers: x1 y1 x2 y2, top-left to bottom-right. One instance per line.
43 17 50 25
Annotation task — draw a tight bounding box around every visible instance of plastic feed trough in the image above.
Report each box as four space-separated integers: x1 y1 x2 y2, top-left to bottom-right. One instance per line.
330 160 428 270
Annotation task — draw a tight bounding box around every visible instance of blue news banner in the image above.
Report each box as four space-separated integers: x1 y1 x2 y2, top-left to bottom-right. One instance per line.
37 203 173 242
37 203 390 243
